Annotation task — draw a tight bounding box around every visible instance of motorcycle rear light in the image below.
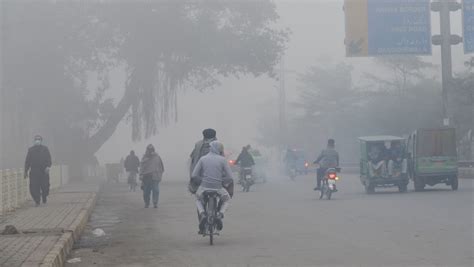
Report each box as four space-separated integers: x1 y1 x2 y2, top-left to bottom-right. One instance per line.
328 173 337 179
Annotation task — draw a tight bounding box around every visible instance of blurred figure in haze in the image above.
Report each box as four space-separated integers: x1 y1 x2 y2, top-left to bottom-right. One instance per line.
313 139 339 191
235 145 255 184
387 142 407 176
140 144 164 208
24 135 52 207
368 143 386 177
284 148 298 175
188 129 217 193
124 150 140 192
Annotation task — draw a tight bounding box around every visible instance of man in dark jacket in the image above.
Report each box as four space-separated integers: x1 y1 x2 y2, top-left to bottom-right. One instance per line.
24 135 52 206
313 139 339 191
235 145 255 183
235 145 255 168
189 129 217 193
124 150 140 191
190 129 217 175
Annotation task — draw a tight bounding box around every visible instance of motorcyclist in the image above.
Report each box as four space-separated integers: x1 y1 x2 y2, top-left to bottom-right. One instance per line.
313 139 339 191
284 149 298 175
234 145 255 184
192 141 234 234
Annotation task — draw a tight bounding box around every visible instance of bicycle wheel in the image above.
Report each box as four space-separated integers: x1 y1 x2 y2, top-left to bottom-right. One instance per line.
207 197 216 246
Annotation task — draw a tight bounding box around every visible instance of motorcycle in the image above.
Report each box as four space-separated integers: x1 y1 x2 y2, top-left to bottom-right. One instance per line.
319 168 340 200
240 167 254 192
200 191 222 245
287 164 297 180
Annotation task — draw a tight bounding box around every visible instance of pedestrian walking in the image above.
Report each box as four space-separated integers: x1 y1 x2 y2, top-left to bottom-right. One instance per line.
140 144 164 208
124 150 140 192
24 135 52 207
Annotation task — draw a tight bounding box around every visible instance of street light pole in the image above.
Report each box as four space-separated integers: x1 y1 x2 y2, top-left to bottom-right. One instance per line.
432 0 463 126
278 57 287 147
0 0 5 169
440 1 453 124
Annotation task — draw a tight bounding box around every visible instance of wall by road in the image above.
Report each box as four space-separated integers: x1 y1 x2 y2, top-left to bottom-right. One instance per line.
0 165 69 215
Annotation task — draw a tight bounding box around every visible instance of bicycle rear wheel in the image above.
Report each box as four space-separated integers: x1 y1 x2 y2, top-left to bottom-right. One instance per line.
207 197 216 246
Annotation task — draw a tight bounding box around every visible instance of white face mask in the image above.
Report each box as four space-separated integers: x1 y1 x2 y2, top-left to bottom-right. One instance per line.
34 140 42 146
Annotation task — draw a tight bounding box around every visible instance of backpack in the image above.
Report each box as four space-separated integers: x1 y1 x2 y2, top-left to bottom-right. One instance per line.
199 139 212 159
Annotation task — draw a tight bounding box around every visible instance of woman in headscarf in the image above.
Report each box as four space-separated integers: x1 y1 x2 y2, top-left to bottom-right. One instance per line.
140 144 164 208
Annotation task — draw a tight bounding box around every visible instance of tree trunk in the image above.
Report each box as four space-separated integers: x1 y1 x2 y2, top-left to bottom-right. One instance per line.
85 69 142 157
86 89 135 157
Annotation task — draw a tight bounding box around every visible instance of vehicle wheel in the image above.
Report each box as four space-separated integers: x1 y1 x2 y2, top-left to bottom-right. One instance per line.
319 188 324 199
451 176 458 191
398 183 407 193
365 183 375 194
414 177 425 192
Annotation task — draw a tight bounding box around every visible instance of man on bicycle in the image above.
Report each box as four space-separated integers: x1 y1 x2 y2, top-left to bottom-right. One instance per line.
313 139 339 191
191 141 234 234
124 150 140 191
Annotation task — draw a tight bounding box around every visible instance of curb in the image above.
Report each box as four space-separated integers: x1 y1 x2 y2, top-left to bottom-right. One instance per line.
38 193 98 267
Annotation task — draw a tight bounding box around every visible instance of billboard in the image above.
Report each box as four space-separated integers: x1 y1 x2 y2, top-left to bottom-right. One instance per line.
345 0 432 57
463 0 474 54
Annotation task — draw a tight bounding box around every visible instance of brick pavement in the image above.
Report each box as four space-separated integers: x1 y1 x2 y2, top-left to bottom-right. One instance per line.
0 182 99 267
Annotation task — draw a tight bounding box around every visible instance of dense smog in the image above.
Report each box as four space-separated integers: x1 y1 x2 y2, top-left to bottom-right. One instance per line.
0 1 473 266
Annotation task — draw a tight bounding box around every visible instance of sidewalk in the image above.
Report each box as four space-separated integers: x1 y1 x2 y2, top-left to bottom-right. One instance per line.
0 181 100 267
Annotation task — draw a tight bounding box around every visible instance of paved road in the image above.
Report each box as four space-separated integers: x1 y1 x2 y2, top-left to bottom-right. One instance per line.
67 174 473 267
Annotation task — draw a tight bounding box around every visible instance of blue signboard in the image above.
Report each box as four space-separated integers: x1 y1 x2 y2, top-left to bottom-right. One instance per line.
464 0 474 54
366 0 432 56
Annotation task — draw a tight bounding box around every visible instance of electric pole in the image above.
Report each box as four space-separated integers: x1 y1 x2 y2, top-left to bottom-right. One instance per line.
0 0 5 169
278 57 287 147
431 0 463 126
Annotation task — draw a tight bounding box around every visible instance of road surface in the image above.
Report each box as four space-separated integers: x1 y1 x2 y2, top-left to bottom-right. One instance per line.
67 173 473 267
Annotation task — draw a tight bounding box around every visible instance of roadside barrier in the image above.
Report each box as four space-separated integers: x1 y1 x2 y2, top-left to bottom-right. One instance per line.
0 165 69 215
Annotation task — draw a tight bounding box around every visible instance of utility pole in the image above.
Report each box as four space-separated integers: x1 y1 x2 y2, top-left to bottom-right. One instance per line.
431 0 463 126
278 57 287 147
0 0 5 169
276 58 298 148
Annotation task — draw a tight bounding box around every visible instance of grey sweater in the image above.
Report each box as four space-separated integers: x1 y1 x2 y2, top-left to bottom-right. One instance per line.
191 145 233 189
314 148 339 168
